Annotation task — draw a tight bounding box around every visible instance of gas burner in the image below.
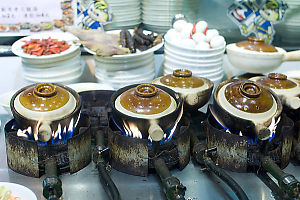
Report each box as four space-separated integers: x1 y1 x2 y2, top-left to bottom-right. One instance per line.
4 115 91 199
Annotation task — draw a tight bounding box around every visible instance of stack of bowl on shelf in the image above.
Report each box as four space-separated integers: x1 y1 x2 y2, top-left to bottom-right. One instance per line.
104 0 141 30
94 51 156 90
142 0 183 33
275 0 300 45
11 32 83 84
163 20 226 86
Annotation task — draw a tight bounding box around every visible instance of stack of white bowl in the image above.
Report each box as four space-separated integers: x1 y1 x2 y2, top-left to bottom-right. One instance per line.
94 52 155 90
104 0 141 30
142 0 183 33
11 32 83 85
275 0 300 44
164 40 225 86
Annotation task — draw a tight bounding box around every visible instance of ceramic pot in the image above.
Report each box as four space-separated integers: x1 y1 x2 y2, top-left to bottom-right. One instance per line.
213 79 282 140
10 83 81 142
250 73 300 110
111 84 183 141
152 69 213 111
226 37 300 73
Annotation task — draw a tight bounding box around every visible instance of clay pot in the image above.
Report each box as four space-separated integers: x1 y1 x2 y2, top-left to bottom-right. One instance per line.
226 37 300 73
212 79 282 140
152 69 213 111
10 83 81 142
111 84 183 141
250 73 300 110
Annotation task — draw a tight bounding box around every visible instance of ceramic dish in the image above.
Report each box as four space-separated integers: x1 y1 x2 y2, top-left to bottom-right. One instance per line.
11 32 80 60
0 182 37 200
67 82 114 92
84 29 163 58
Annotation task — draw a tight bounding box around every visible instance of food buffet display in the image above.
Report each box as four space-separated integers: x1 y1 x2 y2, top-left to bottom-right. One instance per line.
1 6 300 200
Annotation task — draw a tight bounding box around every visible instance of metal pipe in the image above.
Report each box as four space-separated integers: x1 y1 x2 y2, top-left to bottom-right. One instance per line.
42 157 62 200
153 158 186 200
261 156 300 198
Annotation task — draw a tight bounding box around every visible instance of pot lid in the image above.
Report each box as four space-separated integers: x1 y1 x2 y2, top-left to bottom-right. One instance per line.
256 73 297 89
19 83 70 112
236 37 277 52
118 84 173 115
224 81 273 113
160 69 204 88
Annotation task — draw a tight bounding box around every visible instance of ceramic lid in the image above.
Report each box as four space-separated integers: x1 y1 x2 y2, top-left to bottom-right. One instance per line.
224 81 273 113
19 83 69 112
160 69 204 88
256 73 297 89
236 37 277 52
119 84 172 115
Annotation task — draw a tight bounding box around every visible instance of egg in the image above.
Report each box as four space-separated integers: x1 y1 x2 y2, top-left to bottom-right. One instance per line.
196 21 208 33
166 28 181 42
205 29 219 42
210 35 225 48
195 41 210 50
192 32 206 44
179 38 196 48
173 20 187 32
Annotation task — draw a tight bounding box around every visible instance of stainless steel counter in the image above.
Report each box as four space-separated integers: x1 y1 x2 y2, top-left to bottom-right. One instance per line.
1 113 300 200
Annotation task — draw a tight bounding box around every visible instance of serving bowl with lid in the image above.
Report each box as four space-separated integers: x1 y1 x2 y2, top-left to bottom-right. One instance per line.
153 69 213 111
212 79 282 140
111 84 183 142
226 37 300 73
10 83 81 142
250 73 300 110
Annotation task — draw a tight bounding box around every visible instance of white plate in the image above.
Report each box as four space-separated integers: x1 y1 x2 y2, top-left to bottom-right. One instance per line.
67 82 114 92
11 32 80 60
0 182 37 200
84 29 163 58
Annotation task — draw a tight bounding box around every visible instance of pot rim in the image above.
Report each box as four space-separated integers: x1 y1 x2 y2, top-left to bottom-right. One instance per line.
10 83 82 124
110 83 183 120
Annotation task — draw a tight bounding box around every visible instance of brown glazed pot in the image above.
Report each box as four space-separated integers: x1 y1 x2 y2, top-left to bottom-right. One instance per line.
250 73 300 110
10 83 82 142
213 79 282 140
236 37 278 52
111 84 183 141
152 69 213 111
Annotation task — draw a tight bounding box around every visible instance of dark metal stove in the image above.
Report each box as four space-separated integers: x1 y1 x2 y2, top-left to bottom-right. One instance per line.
4 115 91 199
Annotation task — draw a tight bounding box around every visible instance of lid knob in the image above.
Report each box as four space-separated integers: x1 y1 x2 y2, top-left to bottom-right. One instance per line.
268 73 287 80
34 83 57 98
248 37 265 43
173 69 192 78
239 82 262 98
135 84 157 98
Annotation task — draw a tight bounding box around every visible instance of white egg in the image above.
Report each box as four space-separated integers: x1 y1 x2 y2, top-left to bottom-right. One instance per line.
196 21 208 33
210 35 225 48
205 29 219 42
180 38 196 48
185 23 194 33
192 32 206 44
166 28 181 42
180 28 192 39
173 20 187 32
195 41 210 50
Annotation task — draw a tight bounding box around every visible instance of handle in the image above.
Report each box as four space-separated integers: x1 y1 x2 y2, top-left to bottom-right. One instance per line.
38 122 52 142
284 50 300 61
148 119 164 141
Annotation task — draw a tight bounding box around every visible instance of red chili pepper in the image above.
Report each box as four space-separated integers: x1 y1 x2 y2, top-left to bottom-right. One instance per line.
192 23 196 34
204 27 208 35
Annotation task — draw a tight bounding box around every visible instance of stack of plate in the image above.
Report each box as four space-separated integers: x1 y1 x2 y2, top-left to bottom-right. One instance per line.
104 0 141 30
12 32 83 84
94 52 155 90
142 0 183 33
163 36 225 86
275 0 300 44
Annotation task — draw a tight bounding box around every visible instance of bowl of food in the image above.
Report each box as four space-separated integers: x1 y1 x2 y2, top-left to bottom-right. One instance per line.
226 37 300 73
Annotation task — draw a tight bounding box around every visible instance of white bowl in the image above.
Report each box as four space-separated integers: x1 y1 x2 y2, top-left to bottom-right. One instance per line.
67 82 114 92
0 182 37 200
12 32 80 60
164 48 224 64
164 56 223 69
0 90 16 114
163 66 224 79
